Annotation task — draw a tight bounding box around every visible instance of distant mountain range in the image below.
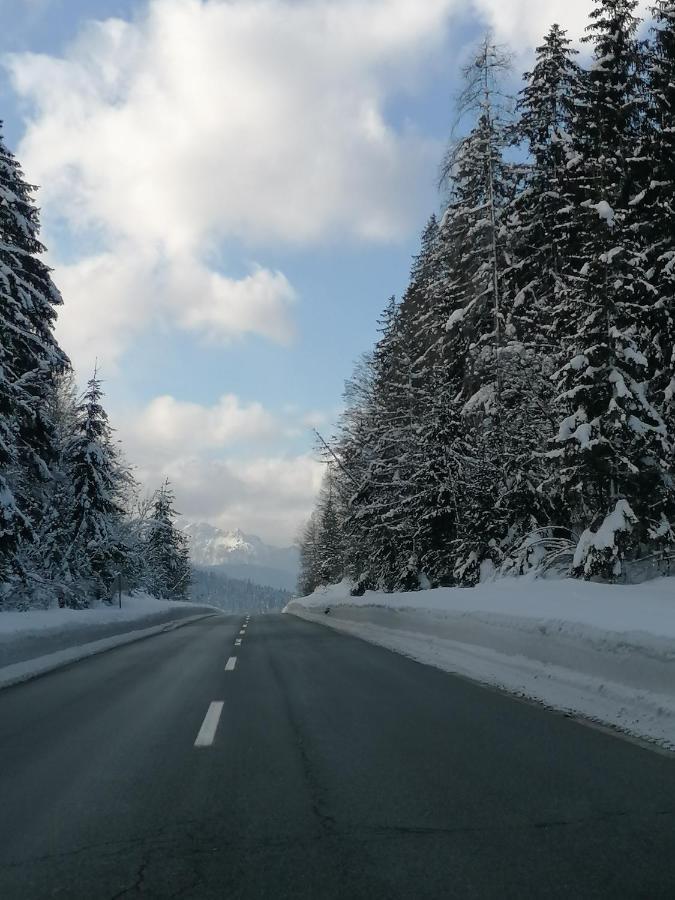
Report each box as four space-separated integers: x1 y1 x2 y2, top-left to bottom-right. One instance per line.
179 520 299 592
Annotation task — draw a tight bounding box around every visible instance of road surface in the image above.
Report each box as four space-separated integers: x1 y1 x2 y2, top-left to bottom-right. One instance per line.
0 613 674 898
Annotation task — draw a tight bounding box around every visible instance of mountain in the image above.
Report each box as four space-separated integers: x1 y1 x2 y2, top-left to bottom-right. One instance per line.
179 520 299 592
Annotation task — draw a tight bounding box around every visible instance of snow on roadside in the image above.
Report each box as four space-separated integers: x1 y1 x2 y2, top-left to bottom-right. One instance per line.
0 592 200 641
286 578 675 750
0 615 211 691
0 592 221 679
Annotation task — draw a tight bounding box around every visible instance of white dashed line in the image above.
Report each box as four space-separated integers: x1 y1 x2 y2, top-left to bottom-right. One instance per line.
194 702 224 747
239 629 245 635
225 656 237 671
235 639 242 646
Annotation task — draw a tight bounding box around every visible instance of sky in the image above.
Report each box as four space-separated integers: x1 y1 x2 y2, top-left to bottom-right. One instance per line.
0 0 651 545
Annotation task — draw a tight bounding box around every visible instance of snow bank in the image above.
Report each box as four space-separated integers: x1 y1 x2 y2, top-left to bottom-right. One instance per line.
286 578 675 750
0 592 220 677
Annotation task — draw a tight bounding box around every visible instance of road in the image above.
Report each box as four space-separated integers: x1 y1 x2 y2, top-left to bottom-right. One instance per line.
0 613 674 899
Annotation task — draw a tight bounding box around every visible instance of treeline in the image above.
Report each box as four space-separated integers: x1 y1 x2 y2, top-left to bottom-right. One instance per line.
299 1 675 594
0 128 190 609
190 567 290 614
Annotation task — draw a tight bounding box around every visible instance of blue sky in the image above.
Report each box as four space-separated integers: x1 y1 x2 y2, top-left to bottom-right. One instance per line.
0 0 625 543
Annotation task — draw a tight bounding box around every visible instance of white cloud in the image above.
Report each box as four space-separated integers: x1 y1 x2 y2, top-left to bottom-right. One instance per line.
8 0 450 251
165 454 324 545
116 391 326 543
54 246 296 372
138 452 324 545
6 0 460 369
124 393 281 461
472 0 651 50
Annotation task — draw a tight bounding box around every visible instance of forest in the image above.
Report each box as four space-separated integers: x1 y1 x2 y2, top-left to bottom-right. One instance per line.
0 135 190 609
299 1 675 594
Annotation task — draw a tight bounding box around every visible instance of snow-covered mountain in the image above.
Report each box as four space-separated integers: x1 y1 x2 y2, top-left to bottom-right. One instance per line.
179 520 299 591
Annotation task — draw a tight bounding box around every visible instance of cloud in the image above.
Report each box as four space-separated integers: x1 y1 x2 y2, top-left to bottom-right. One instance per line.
5 0 462 369
472 0 651 50
160 453 324 544
8 0 450 250
54 246 296 372
116 391 326 543
135 451 324 545
123 393 281 461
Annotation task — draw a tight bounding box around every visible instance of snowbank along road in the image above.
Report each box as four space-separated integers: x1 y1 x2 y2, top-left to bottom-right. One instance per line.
1 612 675 898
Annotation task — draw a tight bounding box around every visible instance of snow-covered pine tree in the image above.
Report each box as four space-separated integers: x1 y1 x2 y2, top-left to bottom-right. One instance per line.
509 24 581 346
551 0 672 578
645 3 675 471
62 371 130 605
434 37 520 580
297 511 321 596
499 25 583 569
0 125 69 601
145 481 191 600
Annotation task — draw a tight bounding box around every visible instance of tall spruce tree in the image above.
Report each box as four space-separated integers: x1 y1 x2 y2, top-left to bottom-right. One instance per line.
145 482 191 599
0 125 69 600
63 372 130 605
551 0 672 578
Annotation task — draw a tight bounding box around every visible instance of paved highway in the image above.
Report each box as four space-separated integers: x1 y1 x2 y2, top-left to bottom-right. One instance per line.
0 612 674 898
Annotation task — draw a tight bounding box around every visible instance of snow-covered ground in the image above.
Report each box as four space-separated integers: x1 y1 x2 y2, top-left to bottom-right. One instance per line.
0 593 219 686
286 578 675 750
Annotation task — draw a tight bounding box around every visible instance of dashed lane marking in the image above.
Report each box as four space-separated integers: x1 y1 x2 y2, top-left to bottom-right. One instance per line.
225 656 237 671
194 702 224 748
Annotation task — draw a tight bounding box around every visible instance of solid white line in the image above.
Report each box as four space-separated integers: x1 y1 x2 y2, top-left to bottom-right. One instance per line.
225 656 237 671
194 701 224 747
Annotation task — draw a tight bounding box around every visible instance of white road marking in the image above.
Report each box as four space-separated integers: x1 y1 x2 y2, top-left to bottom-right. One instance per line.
239 629 245 635
194 702 224 747
235 639 242 646
225 656 237 671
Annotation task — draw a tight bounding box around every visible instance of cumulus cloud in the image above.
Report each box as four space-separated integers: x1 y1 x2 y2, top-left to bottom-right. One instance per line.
116 391 326 542
5 0 462 368
133 449 323 545
156 453 324 544
8 0 450 251
473 0 650 49
123 393 281 461
55 246 296 372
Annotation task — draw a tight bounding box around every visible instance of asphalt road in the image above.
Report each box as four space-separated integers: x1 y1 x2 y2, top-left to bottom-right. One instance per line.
1 612 674 899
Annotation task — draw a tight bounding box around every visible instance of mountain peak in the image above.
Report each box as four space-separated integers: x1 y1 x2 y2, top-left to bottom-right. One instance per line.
178 519 298 591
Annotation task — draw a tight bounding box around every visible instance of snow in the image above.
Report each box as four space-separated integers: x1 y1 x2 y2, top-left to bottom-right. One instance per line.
287 576 675 750
0 613 214 691
0 592 220 675
591 200 615 226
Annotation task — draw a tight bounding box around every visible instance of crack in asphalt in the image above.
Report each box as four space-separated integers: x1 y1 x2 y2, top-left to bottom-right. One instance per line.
4 805 673 873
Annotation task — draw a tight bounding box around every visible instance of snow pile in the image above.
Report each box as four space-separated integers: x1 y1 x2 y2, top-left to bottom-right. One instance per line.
0 592 219 682
286 577 675 749
0 592 194 639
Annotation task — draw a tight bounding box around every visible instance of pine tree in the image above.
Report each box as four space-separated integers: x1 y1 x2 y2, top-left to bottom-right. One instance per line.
62 371 130 605
433 37 520 579
0 124 69 600
297 512 322 595
145 482 190 599
551 1 672 577
645 3 675 454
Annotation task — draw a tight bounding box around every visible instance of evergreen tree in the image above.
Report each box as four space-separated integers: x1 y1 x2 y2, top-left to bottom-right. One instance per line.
0 124 69 600
63 372 130 605
145 482 191 599
551 0 672 577
646 2 675 447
